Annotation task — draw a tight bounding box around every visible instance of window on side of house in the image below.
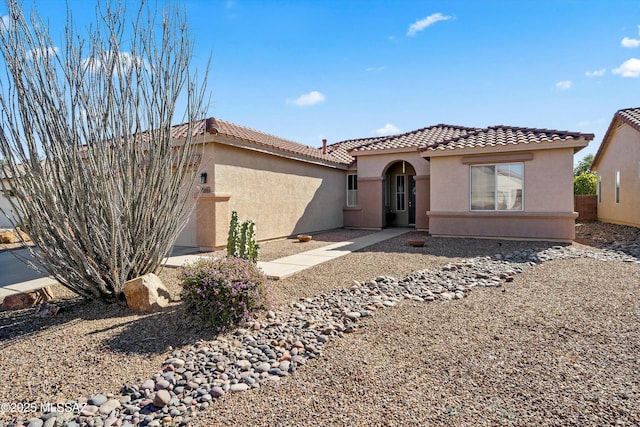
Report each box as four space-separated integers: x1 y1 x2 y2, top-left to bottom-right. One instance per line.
615 171 620 204
470 163 523 211
597 174 602 203
347 174 358 207
396 175 406 211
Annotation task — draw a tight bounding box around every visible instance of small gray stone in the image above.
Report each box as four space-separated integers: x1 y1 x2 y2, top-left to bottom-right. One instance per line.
88 394 108 406
236 359 252 371
141 379 155 390
80 405 99 416
210 386 225 398
230 383 249 393
155 379 171 390
99 399 121 415
255 362 271 373
26 419 44 427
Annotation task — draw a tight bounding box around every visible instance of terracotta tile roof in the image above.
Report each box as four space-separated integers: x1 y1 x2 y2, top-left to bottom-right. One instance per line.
424 125 594 152
614 107 640 130
592 107 640 170
354 124 479 152
327 124 479 163
171 117 348 165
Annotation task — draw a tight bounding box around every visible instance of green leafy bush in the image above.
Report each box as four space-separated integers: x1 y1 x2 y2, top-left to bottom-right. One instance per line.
574 172 597 195
226 211 259 263
179 256 268 332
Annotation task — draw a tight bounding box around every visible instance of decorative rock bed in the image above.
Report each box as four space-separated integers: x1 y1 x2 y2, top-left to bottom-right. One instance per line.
10 244 639 427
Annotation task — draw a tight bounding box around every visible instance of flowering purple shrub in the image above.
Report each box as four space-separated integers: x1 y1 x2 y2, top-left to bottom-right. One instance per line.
179 256 268 332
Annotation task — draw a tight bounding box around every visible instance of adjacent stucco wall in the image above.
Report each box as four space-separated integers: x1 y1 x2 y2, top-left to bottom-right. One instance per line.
594 124 640 227
212 143 345 243
428 147 578 240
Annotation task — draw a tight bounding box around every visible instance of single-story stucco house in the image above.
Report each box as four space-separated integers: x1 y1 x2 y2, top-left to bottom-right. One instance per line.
175 117 593 249
591 107 640 228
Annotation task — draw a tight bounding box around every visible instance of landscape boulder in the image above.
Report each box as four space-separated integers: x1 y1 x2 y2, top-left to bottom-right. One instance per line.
2 287 54 311
123 273 170 313
0 229 18 244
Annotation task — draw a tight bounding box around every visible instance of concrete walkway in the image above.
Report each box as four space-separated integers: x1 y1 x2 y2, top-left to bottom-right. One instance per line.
0 228 411 298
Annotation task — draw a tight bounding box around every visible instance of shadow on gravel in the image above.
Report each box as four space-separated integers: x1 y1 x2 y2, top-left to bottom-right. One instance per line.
359 230 569 263
0 296 219 355
102 305 220 355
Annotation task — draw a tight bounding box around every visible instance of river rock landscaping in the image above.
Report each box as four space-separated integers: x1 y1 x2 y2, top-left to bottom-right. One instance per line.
1 222 639 426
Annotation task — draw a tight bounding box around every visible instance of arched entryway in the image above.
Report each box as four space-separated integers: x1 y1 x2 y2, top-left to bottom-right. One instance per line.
383 161 417 227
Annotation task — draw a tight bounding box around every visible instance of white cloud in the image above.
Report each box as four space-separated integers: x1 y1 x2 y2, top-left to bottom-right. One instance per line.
81 51 148 75
555 80 572 90
26 47 59 61
0 15 9 31
585 68 606 78
287 90 326 107
621 37 640 48
374 123 400 136
613 58 640 77
366 66 385 72
406 13 451 37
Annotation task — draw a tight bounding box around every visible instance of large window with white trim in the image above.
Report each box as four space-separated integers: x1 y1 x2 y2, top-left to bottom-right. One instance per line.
347 174 358 207
615 171 620 204
470 163 523 211
396 175 406 211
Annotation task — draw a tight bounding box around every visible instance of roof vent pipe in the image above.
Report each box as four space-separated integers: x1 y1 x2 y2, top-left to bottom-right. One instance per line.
322 139 327 154
205 117 218 135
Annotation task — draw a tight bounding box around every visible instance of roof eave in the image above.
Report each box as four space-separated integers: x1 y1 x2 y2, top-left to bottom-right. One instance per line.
212 134 350 169
591 115 622 171
422 137 592 159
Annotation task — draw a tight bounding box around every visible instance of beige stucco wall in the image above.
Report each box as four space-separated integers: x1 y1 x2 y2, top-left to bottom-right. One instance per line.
208 143 345 244
594 124 640 227
344 152 430 229
428 147 579 240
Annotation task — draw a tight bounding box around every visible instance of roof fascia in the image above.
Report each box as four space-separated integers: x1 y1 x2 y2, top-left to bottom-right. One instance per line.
351 146 423 157
591 116 622 171
422 137 591 159
211 135 349 170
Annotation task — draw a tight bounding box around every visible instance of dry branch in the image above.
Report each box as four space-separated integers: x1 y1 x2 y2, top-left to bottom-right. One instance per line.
0 0 208 302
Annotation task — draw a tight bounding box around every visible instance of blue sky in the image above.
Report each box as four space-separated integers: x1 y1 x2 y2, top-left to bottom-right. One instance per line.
7 0 640 163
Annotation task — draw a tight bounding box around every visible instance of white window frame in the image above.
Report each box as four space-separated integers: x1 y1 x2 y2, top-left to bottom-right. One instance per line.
470 163 524 211
615 171 620 204
396 175 406 211
346 173 358 207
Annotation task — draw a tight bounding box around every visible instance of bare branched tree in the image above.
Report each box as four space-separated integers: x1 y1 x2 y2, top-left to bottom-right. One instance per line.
0 0 208 302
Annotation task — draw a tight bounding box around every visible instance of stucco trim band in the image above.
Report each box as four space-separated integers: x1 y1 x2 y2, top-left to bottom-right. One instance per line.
461 152 534 164
427 210 578 241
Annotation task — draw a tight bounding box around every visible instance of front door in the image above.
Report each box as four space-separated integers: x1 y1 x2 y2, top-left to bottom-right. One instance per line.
408 175 416 225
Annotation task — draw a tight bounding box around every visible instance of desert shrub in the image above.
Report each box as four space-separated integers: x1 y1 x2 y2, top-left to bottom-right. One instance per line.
226 211 259 262
179 256 268 332
574 172 597 195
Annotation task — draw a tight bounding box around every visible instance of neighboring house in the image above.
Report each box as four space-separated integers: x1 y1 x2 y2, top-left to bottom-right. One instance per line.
591 107 640 227
328 124 593 241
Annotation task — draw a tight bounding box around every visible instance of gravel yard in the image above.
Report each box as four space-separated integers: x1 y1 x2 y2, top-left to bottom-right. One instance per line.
0 222 639 426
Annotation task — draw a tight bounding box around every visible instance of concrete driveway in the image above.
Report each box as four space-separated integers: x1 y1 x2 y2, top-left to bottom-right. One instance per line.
0 248 46 287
